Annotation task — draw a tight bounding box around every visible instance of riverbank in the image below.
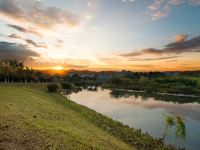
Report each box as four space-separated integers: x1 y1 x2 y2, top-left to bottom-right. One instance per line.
108 88 200 97
0 84 173 150
108 88 200 104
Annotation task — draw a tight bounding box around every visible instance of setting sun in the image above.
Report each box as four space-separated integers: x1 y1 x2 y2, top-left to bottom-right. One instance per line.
53 66 65 70
0 0 200 149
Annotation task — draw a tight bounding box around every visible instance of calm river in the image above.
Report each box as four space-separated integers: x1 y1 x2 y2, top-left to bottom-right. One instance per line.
68 88 200 150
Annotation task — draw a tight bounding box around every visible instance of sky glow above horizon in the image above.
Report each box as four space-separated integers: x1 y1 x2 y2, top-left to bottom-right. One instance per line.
0 0 200 71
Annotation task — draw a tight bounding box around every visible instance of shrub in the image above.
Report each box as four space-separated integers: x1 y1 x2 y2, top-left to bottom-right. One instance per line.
61 82 75 90
107 77 133 87
47 83 58 92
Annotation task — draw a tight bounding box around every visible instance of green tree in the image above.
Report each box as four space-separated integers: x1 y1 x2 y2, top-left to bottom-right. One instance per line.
24 67 31 83
0 59 10 83
17 62 25 83
8 60 18 83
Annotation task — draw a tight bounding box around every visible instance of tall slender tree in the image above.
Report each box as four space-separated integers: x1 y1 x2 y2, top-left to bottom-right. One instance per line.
0 59 10 84
0 59 54 83
17 62 25 83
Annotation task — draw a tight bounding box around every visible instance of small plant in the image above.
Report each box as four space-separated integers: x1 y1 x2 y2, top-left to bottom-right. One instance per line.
47 83 58 92
162 114 186 144
162 114 175 141
175 116 186 141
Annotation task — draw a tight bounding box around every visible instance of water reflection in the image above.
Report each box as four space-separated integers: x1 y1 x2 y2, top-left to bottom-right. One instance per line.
68 88 200 150
110 90 139 99
109 89 200 104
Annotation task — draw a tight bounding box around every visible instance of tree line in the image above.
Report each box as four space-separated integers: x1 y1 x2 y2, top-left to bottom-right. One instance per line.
0 59 53 83
104 75 200 96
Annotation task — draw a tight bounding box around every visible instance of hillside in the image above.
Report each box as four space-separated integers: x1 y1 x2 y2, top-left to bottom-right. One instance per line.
0 84 171 150
0 84 134 150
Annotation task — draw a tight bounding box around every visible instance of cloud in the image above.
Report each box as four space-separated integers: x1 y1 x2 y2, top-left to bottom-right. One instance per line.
121 51 143 57
166 60 177 62
66 64 89 69
174 34 188 42
7 24 42 36
189 0 200 5
84 14 93 21
120 35 200 57
166 35 200 49
129 56 179 61
6 33 47 48
27 58 90 69
148 0 182 20
25 39 47 48
55 40 64 48
120 48 165 57
0 41 40 61
148 0 165 10
87 0 96 8
8 34 23 39
0 33 23 39
97 56 124 64
0 0 79 30
132 64 154 68
148 0 200 20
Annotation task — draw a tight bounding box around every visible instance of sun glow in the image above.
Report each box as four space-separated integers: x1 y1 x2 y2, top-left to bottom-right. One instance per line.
53 66 65 70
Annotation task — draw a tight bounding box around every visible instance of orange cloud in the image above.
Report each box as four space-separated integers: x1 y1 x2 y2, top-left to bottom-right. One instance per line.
148 0 200 20
120 35 200 57
174 34 188 42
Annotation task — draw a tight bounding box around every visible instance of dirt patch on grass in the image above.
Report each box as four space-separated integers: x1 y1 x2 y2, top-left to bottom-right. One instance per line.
0 140 26 150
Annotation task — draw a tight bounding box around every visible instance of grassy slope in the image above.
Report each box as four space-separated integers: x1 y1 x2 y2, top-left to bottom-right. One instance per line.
0 84 134 150
0 84 171 150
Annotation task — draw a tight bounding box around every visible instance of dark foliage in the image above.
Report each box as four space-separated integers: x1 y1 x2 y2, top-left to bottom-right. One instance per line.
105 76 200 96
0 59 53 83
60 82 75 90
47 83 58 92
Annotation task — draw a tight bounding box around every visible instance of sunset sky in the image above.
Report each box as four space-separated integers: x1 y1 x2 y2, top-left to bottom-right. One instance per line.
0 0 200 71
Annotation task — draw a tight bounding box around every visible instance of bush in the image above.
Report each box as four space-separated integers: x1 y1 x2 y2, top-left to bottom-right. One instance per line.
61 82 75 90
47 83 58 92
108 77 133 87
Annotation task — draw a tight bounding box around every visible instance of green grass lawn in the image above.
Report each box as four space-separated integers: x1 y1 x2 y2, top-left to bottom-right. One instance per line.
0 84 171 150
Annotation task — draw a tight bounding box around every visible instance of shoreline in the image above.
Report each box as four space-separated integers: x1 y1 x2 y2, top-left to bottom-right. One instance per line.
0 84 175 150
110 88 200 98
61 92 175 150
